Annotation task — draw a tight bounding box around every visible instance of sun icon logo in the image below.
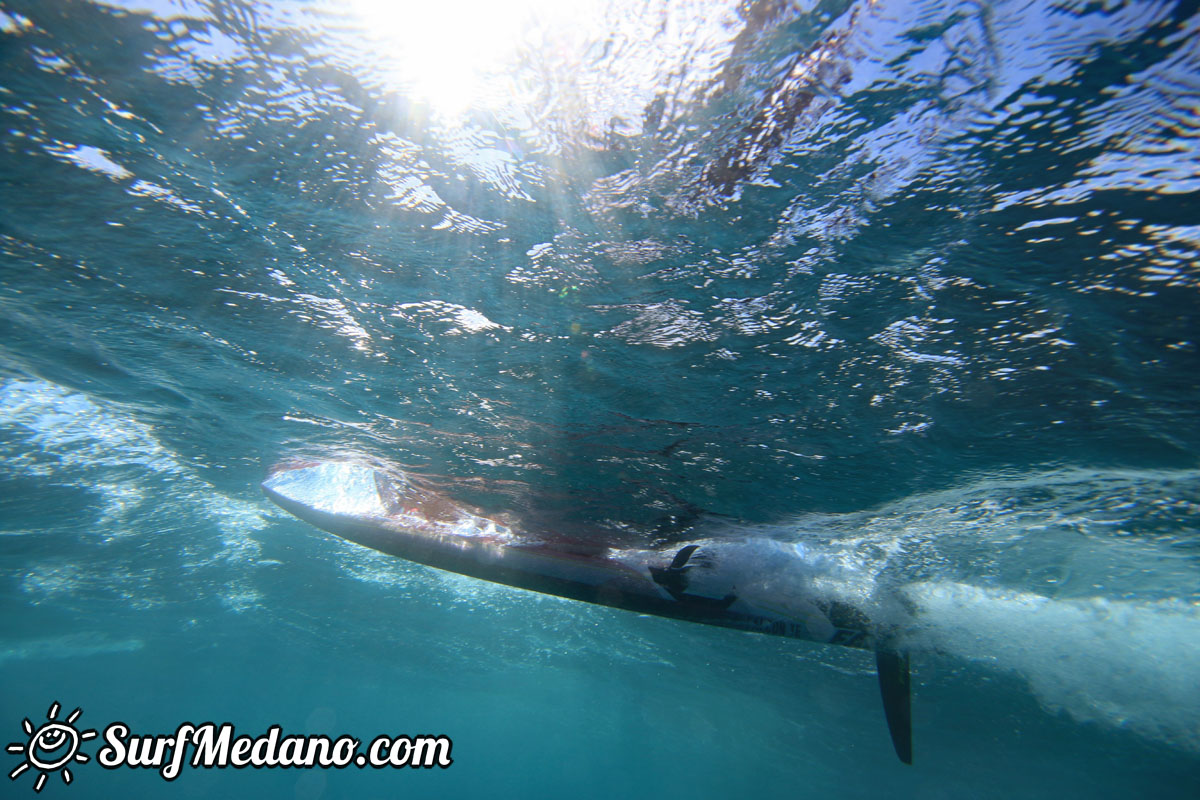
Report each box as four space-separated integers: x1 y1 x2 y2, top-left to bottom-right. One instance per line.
6 702 96 793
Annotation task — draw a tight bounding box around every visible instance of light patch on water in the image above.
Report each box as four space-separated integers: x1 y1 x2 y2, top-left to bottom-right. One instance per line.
391 301 512 337
291 294 373 353
0 9 33 33
1014 216 1078 231
127 178 206 215
42 142 134 180
219 580 263 613
600 301 720 349
0 632 144 664
20 562 85 601
89 0 211 22
339 549 414 590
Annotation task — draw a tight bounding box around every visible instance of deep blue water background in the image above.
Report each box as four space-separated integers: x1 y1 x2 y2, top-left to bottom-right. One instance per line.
2 0 1199 796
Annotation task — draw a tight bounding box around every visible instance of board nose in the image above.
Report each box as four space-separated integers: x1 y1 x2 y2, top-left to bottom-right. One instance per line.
261 461 387 517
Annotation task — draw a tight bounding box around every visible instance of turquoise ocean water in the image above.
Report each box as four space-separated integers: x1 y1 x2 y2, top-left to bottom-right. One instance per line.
1 0 1199 796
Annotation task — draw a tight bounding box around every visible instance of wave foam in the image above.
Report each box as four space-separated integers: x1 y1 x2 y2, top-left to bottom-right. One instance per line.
905 581 1200 750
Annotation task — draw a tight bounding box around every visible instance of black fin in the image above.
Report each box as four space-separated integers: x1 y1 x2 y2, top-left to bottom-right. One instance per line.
668 544 701 570
649 545 738 610
875 647 913 765
650 545 698 597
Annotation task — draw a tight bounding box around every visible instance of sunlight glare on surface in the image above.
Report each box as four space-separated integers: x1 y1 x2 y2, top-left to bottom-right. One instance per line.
347 0 600 118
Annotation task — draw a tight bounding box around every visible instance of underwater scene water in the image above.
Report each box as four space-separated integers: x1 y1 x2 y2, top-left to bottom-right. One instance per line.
2 0 1199 796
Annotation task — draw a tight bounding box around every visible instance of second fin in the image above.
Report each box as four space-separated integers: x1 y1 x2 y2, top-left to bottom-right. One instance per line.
875 646 913 765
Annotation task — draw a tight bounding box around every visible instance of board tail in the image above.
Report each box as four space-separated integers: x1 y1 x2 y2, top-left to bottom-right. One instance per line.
875 646 913 765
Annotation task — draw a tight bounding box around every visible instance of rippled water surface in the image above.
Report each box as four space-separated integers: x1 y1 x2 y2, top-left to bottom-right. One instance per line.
1 0 1199 796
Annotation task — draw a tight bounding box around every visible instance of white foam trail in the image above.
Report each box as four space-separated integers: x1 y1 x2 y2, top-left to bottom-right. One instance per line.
0 379 265 551
0 378 268 610
905 581 1200 750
